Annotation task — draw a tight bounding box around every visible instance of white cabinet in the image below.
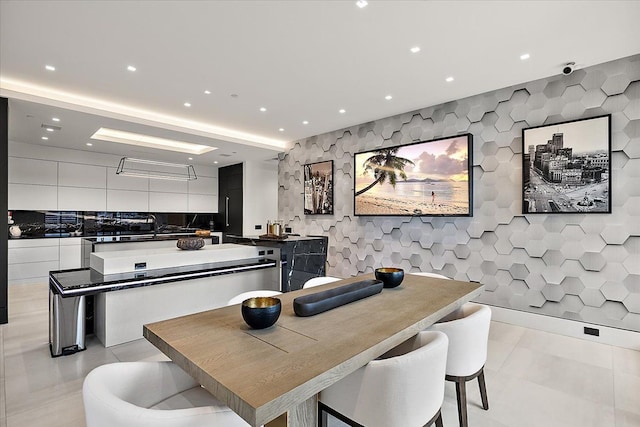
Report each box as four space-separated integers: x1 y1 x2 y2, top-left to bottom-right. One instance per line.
8 239 60 285
58 163 106 188
58 187 107 210
149 192 188 212
107 189 149 212
59 238 83 270
188 194 217 212
8 157 58 185
8 184 58 210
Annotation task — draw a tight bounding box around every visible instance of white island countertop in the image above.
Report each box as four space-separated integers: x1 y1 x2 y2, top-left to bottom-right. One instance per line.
90 243 270 274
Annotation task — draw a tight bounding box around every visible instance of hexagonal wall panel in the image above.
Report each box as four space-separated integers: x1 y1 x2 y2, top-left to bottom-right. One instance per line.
279 54 640 333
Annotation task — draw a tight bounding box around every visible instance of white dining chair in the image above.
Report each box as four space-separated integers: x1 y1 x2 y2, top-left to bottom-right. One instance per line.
83 361 251 427
227 290 282 306
428 303 492 427
319 330 449 427
302 276 341 289
412 271 451 280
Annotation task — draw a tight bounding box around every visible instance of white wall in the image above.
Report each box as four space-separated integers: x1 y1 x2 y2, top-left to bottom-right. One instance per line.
8 141 218 212
243 159 278 236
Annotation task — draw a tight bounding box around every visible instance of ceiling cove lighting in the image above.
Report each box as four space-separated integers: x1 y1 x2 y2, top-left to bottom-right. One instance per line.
356 0 368 8
520 53 531 60
446 76 454 82
116 157 197 181
410 46 420 53
0 78 288 149
90 127 217 155
45 65 56 71
127 65 137 72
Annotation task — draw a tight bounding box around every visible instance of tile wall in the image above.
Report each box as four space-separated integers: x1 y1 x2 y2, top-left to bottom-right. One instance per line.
279 54 640 332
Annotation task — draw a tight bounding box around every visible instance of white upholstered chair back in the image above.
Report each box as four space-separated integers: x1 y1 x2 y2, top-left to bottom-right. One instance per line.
302 276 341 289
83 361 250 427
227 290 282 306
429 303 491 377
319 330 448 427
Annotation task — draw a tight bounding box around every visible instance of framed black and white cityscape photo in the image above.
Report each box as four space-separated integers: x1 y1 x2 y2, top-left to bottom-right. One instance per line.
304 160 334 215
522 114 611 214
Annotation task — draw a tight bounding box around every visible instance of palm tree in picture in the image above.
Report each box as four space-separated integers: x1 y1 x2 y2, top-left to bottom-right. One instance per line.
355 148 415 196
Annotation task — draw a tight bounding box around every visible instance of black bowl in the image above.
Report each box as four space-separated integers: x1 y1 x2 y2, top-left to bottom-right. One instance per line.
375 267 404 288
241 297 281 329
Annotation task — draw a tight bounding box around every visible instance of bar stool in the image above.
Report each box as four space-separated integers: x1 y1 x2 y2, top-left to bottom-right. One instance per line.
83 361 251 427
428 303 492 427
302 276 341 289
227 290 282 305
319 331 449 427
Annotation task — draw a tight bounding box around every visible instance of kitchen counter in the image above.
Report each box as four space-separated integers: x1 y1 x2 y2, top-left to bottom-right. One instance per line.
227 235 328 291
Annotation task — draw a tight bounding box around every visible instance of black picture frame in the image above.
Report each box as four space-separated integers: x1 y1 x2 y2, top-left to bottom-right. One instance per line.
353 134 473 217
522 114 611 214
304 160 334 215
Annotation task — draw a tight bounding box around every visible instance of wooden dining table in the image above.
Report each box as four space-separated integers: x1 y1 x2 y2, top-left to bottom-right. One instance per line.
143 273 483 427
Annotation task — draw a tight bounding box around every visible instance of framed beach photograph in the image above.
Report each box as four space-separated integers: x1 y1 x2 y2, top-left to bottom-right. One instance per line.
304 160 334 215
353 134 473 217
522 114 611 214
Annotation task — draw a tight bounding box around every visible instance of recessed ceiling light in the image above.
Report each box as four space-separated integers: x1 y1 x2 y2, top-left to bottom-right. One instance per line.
520 53 531 60
385 95 393 100
260 107 267 112
184 102 191 107
52 117 60 122
302 120 309 125
204 90 211 95
86 143 93 146
213 161 219 164
41 136 48 140
445 76 454 82
339 109 346 114
356 0 368 8
410 46 421 53
45 127 54 132
279 128 285 132
91 127 217 155
127 65 136 72
45 65 56 71
188 157 193 160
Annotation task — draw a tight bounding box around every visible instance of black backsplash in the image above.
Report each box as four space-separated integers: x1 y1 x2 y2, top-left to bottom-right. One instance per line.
8 210 220 239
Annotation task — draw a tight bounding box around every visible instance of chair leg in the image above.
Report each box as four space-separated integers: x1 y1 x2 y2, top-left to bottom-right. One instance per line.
455 379 468 427
478 368 489 410
434 411 444 427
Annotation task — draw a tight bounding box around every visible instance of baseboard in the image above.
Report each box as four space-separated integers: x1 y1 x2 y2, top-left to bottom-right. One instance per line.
488 305 640 350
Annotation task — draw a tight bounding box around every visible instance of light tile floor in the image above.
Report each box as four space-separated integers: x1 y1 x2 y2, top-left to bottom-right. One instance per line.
2 282 639 427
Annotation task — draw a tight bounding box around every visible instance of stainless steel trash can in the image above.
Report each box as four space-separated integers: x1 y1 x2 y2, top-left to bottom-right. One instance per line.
49 289 86 357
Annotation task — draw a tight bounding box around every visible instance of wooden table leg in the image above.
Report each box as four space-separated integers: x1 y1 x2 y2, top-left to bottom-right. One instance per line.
265 395 318 427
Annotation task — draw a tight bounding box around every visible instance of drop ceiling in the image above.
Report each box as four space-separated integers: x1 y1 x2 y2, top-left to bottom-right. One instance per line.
1 1 639 167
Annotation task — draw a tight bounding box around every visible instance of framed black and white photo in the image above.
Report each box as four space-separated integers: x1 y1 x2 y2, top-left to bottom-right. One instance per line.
522 114 611 214
304 160 333 215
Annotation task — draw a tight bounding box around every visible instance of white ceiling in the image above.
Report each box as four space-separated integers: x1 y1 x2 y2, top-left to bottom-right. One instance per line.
1 1 640 167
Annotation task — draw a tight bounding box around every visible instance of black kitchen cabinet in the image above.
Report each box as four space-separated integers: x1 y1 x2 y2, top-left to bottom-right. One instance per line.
218 163 243 241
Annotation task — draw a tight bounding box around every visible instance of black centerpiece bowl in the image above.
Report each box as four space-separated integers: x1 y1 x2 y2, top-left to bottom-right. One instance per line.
241 297 281 329
176 237 205 250
375 267 404 288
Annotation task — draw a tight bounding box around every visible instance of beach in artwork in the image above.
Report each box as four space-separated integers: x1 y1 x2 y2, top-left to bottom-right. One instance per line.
355 180 469 215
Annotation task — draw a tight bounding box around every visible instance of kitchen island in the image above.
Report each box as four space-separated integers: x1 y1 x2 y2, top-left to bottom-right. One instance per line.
49 243 280 355
228 235 328 291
